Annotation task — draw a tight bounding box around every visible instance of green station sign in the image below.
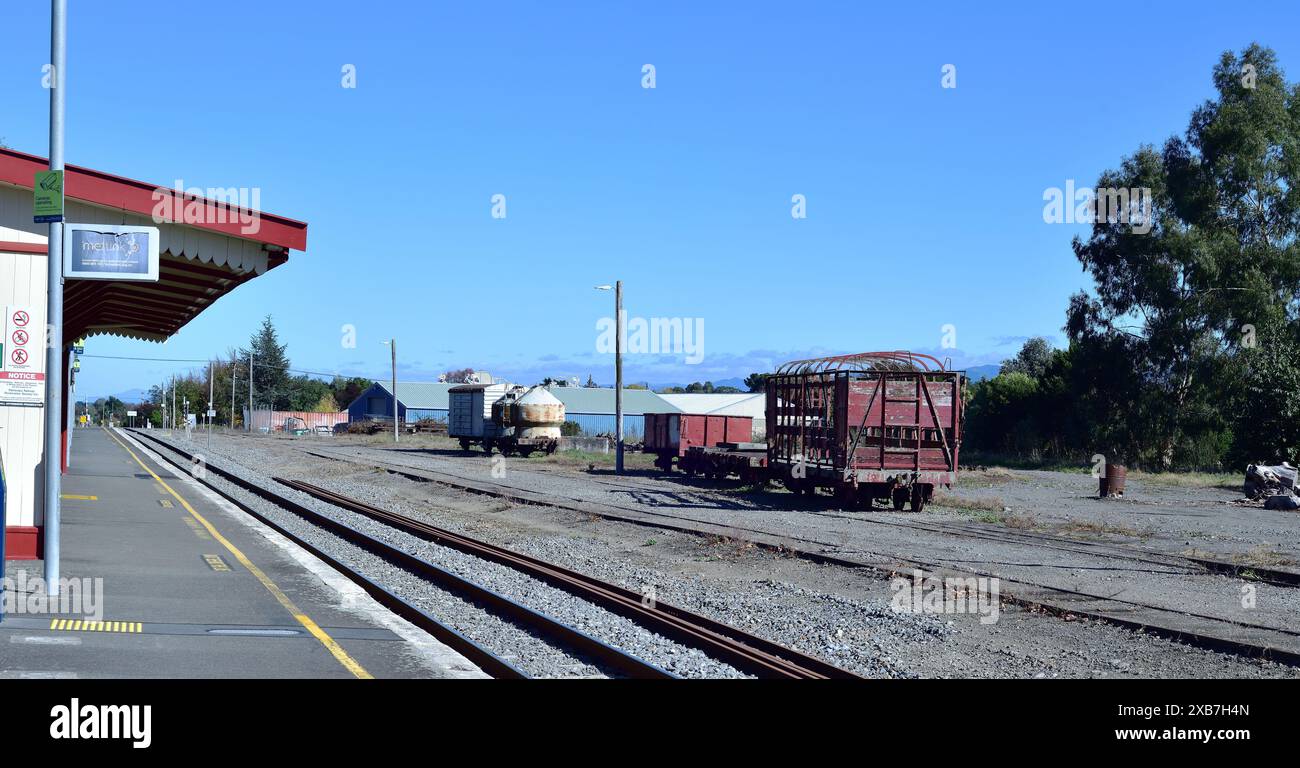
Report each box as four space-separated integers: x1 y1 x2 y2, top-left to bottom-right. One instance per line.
34 169 65 223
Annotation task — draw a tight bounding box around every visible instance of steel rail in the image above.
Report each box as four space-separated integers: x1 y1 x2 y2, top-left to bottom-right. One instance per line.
276 477 860 680
293 444 1300 666
126 429 672 679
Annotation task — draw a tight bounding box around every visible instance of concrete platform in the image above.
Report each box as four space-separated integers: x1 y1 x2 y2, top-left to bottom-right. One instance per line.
0 427 485 679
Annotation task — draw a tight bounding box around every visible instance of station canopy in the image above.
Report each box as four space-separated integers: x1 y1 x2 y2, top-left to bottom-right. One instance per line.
0 147 307 344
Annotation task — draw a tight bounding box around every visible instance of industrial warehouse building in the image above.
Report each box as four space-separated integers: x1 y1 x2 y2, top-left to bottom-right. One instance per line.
346 382 457 423
545 387 679 440
346 383 764 441
657 393 767 438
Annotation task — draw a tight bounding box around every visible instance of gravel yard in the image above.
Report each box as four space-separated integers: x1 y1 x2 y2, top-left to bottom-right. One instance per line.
135 432 761 678
146 430 1300 679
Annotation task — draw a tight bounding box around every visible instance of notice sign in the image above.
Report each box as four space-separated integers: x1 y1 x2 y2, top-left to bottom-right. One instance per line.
1 304 45 406
62 224 160 282
33 169 64 223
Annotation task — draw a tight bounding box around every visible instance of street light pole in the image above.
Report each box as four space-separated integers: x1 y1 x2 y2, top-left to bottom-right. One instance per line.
42 0 68 596
595 282 624 474
384 339 398 443
615 281 623 473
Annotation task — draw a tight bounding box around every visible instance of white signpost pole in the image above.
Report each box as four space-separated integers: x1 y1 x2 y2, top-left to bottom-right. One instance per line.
43 0 67 595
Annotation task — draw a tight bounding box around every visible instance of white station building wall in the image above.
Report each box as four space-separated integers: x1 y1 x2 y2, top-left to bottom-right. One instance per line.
0 226 49 532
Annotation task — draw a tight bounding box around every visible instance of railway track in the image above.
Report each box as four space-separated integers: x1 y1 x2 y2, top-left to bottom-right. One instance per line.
284 442 1300 667
127 429 857 680
304 443 1300 586
567 471 1300 586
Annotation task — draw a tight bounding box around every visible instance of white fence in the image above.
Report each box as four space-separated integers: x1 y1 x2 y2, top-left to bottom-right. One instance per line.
242 409 348 432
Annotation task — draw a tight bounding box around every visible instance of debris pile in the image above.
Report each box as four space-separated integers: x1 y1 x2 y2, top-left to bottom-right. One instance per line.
1243 463 1299 510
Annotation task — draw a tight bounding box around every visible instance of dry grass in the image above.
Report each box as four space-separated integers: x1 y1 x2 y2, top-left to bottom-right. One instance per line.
538 449 657 471
957 467 1019 486
1002 513 1040 529
1181 545 1294 569
1057 519 1151 539
700 534 759 560
1130 470 1239 491
932 491 1007 513
1238 546 1294 568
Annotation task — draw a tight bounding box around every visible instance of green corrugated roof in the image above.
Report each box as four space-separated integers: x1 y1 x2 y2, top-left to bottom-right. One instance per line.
544 386 680 415
359 381 680 415
374 382 455 410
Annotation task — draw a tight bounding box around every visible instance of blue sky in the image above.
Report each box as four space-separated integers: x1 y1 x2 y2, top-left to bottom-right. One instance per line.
4 1 1297 399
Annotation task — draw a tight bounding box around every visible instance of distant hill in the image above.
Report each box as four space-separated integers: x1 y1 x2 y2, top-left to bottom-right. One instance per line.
963 365 1000 382
646 377 754 393
80 388 149 404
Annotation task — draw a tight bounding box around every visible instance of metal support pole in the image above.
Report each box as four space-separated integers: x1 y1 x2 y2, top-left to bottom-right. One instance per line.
247 352 253 432
43 0 67 595
64 348 73 467
171 374 176 433
230 356 236 431
207 361 213 449
391 338 398 444
615 280 623 474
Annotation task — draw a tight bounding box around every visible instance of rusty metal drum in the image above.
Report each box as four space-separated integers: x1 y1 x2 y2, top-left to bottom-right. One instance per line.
1099 464 1127 497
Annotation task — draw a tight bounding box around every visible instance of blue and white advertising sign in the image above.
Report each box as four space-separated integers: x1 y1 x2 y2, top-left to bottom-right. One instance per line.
62 224 160 282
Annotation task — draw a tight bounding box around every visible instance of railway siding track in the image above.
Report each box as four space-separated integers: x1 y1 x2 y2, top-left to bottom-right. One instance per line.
130 430 857 679
276 478 858 679
126 430 670 679
296 444 1300 667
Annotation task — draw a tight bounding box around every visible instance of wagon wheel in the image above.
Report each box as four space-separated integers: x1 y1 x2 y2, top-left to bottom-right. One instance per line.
910 485 927 513
892 487 908 511
482 440 495 454
459 439 471 452
833 484 856 510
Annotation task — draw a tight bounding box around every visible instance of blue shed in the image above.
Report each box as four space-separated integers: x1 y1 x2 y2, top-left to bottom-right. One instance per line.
345 382 454 424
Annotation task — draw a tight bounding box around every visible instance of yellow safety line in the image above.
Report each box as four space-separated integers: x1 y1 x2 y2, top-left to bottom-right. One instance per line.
60 494 98 500
48 618 140 633
102 427 373 679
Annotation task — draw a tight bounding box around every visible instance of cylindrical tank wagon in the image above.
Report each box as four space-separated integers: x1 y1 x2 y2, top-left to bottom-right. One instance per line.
449 383 565 457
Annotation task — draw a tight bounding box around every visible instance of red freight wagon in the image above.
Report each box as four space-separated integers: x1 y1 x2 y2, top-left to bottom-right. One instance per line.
766 351 962 511
643 412 754 471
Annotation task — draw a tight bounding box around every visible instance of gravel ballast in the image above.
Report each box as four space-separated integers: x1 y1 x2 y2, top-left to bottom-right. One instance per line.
141 430 1300 679
135 431 750 679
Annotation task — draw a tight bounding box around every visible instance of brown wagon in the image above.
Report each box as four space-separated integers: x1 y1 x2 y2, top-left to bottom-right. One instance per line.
765 351 962 511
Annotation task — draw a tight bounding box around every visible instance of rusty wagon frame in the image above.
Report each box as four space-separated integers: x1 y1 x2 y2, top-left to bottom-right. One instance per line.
765 351 963 511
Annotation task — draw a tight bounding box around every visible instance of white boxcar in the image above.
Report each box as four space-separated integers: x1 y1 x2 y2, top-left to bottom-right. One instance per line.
448 383 511 440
